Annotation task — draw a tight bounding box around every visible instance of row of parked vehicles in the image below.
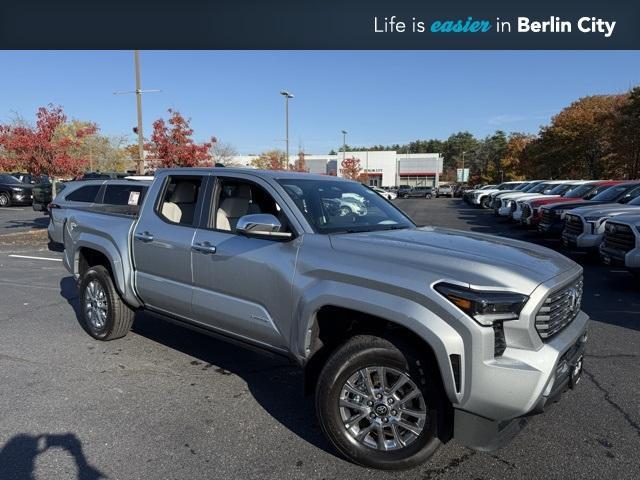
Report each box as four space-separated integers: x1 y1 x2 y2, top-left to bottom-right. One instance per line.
463 179 640 277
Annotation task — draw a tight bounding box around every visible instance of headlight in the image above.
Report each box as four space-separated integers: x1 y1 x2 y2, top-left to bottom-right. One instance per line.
585 215 608 223
435 283 528 326
10 186 24 192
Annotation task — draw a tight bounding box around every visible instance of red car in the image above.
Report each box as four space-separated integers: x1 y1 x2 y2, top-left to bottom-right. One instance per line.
521 180 624 226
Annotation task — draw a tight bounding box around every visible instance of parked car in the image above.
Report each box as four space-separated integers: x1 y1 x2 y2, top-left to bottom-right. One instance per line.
400 186 433 199
519 181 592 226
520 180 620 227
11 172 49 185
561 185 640 250
498 181 569 219
471 181 523 207
488 181 539 210
371 185 397 200
47 179 150 244
599 213 640 276
511 181 576 222
0 174 33 207
462 184 496 203
63 168 588 470
82 172 129 180
538 181 640 237
435 184 453 197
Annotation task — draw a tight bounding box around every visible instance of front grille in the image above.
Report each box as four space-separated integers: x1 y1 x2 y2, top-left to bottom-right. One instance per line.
564 214 584 236
603 222 636 253
541 209 556 225
535 276 583 339
522 204 532 221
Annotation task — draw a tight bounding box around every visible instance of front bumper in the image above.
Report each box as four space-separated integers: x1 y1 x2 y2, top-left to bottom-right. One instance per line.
498 206 513 217
454 310 589 451
11 192 33 205
562 231 603 250
538 220 564 236
601 245 640 270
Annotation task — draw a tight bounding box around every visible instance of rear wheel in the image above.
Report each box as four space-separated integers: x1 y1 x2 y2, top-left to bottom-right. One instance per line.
316 335 444 470
79 265 135 340
0 192 11 207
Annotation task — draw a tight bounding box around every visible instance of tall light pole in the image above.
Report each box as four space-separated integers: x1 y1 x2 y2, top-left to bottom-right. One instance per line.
114 50 160 174
341 130 347 162
461 150 466 183
280 90 294 165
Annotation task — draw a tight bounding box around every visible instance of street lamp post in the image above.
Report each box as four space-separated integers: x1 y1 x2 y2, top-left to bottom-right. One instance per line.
280 90 294 165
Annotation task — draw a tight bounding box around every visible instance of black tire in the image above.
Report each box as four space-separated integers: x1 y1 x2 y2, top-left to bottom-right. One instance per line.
403 194 410 199
316 335 445 470
425 194 432 199
78 265 135 340
0 192 11 208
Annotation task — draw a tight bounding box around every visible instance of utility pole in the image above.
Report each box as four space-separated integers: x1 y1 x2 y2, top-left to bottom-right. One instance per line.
114 50 160 174
280 91 294 165
134 51 144 174
341 130 347 163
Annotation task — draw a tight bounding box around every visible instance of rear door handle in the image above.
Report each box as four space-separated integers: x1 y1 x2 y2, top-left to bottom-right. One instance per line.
192 242 217 254
134 231 154 242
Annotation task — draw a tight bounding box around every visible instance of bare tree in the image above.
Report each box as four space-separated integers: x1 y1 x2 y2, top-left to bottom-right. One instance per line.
210 141 240 166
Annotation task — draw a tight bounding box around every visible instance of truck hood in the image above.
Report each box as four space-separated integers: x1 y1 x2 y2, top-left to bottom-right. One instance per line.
530 196 573 207
501 192 545 202
607 213 640 227
328 227 578 292
543 200 609 211
571 204 640 219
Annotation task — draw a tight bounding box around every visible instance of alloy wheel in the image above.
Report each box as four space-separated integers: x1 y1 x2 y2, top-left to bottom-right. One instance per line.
85 280 108 330
339 366 427 451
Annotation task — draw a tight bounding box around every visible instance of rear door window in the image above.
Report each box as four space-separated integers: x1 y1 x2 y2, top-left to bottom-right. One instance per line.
65 185 101 203
103 184 147 205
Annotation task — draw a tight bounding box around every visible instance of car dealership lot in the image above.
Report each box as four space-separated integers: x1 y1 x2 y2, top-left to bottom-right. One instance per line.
0 200 639 480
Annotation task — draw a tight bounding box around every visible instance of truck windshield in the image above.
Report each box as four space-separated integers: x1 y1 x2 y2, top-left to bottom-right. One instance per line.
591 184 639 202
277 179 415 234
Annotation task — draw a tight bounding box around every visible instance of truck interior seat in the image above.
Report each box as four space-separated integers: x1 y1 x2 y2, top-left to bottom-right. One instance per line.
216 184 256 231
162 182 197 224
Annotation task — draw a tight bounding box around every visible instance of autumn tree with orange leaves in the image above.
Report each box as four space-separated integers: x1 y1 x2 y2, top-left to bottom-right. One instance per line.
146 109 215 169
339 156 362 180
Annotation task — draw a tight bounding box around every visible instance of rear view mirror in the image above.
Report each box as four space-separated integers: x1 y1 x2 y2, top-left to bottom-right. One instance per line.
236 214 293 240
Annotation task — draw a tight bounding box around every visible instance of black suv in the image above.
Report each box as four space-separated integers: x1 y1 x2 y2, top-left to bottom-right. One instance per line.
0 174 33 207
399 186 433 199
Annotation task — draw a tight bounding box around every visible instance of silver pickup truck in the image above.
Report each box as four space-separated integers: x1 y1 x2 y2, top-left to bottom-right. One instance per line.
63 168 588 470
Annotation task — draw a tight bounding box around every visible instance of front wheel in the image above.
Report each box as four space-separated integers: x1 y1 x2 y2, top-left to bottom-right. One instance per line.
79 265 135 340
425 194 432 199
0 192 11 207
402 194 410 199
316 335 444 470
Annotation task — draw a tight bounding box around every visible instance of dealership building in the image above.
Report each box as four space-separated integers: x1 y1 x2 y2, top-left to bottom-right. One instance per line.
230 151 444 188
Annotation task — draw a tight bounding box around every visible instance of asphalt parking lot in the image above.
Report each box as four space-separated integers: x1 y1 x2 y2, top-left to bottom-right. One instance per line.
0 200 638 480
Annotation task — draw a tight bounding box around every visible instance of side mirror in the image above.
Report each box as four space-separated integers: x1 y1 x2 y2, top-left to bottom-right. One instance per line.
236 214 293 240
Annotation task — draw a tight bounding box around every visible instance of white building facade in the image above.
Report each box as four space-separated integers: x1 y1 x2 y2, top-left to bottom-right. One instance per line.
229 151 443 188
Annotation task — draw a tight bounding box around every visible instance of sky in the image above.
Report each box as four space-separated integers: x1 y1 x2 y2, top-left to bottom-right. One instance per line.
0 50 639 154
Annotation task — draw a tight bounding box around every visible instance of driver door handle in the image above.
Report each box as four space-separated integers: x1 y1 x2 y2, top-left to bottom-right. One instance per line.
134 231 154 242
192 241 217 254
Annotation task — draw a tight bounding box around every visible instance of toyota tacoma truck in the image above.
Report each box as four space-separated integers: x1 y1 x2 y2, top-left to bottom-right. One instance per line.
599 213 640 276
62 168 589 470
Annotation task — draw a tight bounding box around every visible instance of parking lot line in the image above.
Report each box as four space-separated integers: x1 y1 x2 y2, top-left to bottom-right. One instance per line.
7 254 62 262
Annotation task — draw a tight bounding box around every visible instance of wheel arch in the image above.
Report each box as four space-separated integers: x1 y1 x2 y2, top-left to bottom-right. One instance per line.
295 287 464 406
74 236 141 308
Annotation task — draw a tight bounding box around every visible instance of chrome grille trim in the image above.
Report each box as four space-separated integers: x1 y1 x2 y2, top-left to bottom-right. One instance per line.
535 276 583 339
